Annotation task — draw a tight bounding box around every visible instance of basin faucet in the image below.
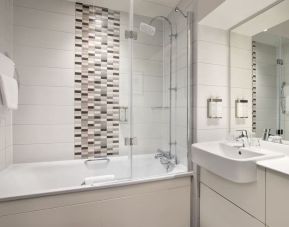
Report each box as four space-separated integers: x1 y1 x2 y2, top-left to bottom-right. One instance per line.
235 130 249 147
263 129 271 141
236 130 248 139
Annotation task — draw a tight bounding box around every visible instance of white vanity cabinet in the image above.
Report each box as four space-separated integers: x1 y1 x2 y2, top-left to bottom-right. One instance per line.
200 167 266 222
200 167 266 227
266 170 289 227
200 183 265 227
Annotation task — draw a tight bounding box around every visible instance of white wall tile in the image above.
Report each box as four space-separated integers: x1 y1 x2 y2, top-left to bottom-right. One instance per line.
14 0 75 15
231 47 252 69
18 66 74 87
19 86 74 105
120 57 163 75
230 32 252 50
14 143 74 163
196 107 229 130
13 1 75 163
196 85 228 108
195 128 228 142
13 125 74 145
14 45 74 68
14 6 74 32
121 42 163 62
143 76 162 92
197 24 228 45
196 41 229 66
14 105 74 125
231 67 252 89
14 26 74 51
196 63 228 86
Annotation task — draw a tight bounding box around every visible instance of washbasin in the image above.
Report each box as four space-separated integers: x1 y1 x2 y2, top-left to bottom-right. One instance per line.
192 141 283 183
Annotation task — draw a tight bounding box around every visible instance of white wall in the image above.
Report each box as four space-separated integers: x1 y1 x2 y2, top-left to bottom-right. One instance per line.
0 0 13 170
193 24 230 142
12 0 168 162
192 25 252 143
13 0 75 163
230 32 253 132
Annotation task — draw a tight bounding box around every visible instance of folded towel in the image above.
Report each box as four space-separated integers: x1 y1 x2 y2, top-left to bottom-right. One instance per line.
0 73 18 109
83 175 115 185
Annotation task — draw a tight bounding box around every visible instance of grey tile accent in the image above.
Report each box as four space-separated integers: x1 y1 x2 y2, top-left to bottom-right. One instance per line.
74 3 120 158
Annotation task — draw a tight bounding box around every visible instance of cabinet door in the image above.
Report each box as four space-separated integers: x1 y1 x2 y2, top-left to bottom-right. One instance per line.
200 183 265 227
200 167 265 222
100 185 191 227
266 170 289 227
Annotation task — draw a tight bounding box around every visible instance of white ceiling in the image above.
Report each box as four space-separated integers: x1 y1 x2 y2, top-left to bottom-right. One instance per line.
233 0 289 36
253 32 283 47
269 20 289 39
253 18 289 47
68 0 181 18
199 0 279 30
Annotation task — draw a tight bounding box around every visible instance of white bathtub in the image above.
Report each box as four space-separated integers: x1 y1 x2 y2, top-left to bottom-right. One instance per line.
0 154 191 201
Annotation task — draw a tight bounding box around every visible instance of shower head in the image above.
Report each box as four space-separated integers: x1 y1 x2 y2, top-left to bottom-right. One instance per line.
175 7 187 18
140 22 156 36
140 16 176 38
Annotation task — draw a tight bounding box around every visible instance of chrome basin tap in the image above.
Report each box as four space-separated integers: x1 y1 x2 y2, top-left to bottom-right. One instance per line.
235 130 249 147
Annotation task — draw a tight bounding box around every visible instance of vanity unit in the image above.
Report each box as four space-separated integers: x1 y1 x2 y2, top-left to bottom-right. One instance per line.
192 141 289 227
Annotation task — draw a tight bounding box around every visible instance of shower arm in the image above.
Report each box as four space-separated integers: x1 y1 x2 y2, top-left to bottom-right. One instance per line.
149 16 176 38
148 15 176 162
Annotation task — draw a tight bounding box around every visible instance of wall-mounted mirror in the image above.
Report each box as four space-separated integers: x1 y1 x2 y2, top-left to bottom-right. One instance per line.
230 0 289 143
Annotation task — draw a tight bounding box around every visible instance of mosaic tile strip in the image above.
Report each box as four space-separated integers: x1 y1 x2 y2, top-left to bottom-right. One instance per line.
74 3 120 158
252 41 257 132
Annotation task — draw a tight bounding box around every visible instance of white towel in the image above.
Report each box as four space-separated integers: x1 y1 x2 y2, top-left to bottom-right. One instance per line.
0 53 15 77
83 175 115 185
0 73 18 109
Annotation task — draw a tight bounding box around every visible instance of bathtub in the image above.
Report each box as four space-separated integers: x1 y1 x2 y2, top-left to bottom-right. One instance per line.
0 154 191 201
0 154 192 227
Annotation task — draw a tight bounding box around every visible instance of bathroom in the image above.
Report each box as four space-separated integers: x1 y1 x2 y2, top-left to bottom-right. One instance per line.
1 0 289 226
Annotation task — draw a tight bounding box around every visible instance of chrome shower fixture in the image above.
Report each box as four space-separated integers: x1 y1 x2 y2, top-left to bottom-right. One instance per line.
139 22 156 36
175 7 187 18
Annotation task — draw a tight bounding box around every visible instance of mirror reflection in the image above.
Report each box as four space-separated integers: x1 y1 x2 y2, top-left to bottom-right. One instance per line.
230 0 289 143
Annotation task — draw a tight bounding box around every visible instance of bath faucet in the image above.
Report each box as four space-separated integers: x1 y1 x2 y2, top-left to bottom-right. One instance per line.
155 149 173 160
155 149 176 171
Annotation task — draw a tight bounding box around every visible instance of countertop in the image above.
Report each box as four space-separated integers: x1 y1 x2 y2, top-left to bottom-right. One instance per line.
257 157 289 176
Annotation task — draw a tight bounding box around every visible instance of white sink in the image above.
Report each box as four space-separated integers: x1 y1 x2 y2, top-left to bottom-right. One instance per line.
192 141 283 183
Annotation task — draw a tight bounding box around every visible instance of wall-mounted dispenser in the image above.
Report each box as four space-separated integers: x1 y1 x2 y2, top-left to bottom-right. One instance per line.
207 98 222 119
235 99 248 118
